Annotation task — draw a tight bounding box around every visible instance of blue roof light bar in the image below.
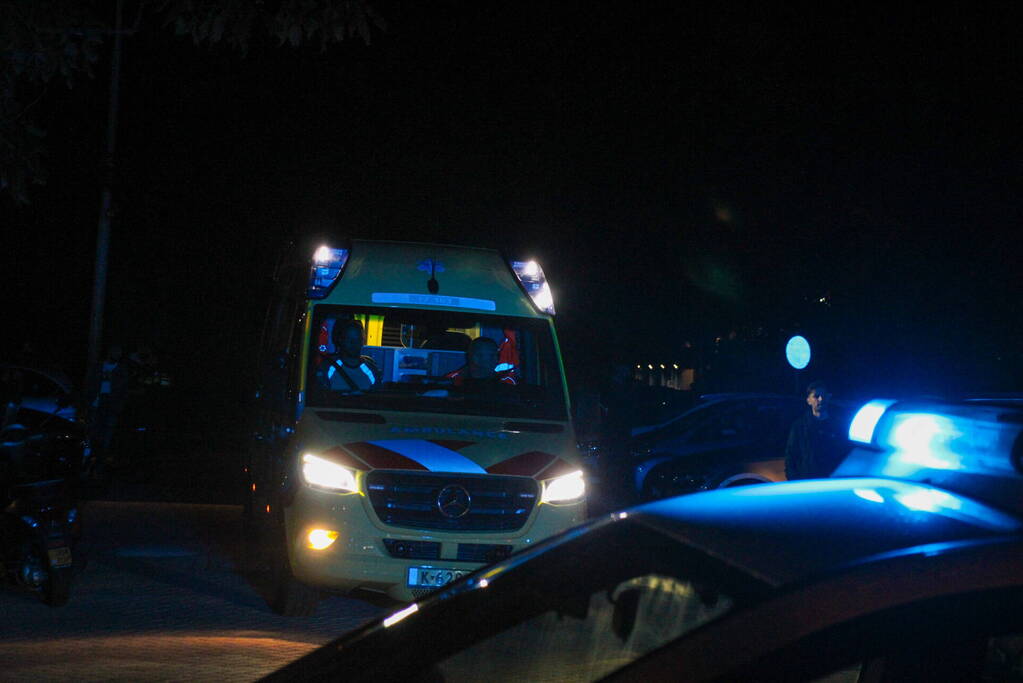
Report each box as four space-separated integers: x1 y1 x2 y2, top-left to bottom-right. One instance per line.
308 245 350 299
849 400 897 444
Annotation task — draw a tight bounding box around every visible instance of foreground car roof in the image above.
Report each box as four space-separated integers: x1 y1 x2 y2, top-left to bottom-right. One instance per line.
633 477 1022 586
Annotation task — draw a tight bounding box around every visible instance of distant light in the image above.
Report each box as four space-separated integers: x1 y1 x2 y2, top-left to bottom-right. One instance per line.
849 400 897 443
383 603 419 628
648 364 653 370
819 297 826 303
854 488 885 504
636 365 641 369
659 364 665 369
785 335 811 370
672 364 679 369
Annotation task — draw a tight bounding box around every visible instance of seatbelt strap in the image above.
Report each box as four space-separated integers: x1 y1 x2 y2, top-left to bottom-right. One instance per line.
333 360 361 392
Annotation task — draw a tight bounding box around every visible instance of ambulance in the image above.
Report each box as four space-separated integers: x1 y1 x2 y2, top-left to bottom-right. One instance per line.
246 239 586 614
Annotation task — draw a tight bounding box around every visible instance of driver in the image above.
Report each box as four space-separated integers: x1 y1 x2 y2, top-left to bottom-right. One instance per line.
319 319 379 393
445 336 516 387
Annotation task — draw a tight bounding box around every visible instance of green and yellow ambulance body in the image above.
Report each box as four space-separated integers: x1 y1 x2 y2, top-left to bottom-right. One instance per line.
248 240 586 613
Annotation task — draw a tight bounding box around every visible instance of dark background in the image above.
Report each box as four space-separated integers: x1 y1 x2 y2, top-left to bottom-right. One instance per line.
4 3 1022 419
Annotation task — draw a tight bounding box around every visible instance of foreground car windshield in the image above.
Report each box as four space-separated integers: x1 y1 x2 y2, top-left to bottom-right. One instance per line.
271 520 767 682
306 305 567 420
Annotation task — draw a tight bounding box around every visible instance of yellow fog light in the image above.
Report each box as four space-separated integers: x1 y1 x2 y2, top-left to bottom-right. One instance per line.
307 529 339 550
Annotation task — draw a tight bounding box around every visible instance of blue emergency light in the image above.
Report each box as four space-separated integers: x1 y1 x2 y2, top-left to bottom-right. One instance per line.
836 399 1023 515
308 246 350 299
510 260 555 315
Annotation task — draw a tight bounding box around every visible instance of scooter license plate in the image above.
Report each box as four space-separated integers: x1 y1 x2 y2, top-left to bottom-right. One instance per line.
47 547 72 568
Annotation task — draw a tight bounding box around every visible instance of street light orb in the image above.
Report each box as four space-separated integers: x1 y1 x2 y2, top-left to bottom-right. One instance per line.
786 335 811 370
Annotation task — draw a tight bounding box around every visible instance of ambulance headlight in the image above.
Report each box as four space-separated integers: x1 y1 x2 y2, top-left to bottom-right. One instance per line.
302 453 359 493
511 259 556 315
541 470 585 504
308 246 350 299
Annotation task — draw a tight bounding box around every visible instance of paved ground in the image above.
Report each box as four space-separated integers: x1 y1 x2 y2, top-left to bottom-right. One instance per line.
0 500 388 682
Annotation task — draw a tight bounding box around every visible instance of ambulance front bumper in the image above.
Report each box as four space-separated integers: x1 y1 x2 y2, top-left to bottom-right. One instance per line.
284 483 585 602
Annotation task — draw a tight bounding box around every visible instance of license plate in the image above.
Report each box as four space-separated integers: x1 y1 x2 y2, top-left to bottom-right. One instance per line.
407 566 468 589
47 546 73 568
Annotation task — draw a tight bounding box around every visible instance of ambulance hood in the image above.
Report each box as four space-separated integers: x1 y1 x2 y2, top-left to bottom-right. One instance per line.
298 409 580 480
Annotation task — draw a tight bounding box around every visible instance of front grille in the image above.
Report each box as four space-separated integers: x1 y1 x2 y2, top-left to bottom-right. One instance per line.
382 539 441 560
366 471 538 532
457 543 512 563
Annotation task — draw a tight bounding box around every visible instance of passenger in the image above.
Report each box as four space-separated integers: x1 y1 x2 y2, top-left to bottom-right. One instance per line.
446 336 516 387
319 320 378 393
784 381 847 480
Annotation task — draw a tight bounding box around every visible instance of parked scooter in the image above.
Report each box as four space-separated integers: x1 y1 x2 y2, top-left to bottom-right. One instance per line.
0 397 79 606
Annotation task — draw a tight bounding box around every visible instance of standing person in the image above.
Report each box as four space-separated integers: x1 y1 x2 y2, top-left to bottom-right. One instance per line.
89 345 130 475
599 361 643 511
785 381 847 480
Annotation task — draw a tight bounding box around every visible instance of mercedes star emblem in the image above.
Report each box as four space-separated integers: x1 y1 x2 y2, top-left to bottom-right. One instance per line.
436 484 472 519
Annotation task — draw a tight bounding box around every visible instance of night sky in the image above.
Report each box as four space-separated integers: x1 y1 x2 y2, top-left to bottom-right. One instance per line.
4 3 1023 406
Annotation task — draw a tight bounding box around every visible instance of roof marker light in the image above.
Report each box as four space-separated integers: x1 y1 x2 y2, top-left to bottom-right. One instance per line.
510 260 556 315
308 245 350 298
849 400 897 443
314 245 333 263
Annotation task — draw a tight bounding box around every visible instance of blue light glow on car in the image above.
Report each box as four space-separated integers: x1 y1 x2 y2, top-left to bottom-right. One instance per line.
894 487 962 513
853 488 885 503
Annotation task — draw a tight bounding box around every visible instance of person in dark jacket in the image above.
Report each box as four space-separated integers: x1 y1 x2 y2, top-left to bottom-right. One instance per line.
88 345 131 474
785 381 847 480
598 361 644 510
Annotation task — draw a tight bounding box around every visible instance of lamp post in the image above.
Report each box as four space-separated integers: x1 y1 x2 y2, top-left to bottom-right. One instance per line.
84 0 125 403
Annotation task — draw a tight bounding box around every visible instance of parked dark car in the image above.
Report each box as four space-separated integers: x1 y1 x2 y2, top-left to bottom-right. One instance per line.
629 392 858 502
264 398 1023 682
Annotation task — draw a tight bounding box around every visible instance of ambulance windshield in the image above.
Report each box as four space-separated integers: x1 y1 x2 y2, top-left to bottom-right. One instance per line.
306 305 568 420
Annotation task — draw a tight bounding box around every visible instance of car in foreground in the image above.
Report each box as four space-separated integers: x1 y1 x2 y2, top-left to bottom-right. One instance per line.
264 398 1023 681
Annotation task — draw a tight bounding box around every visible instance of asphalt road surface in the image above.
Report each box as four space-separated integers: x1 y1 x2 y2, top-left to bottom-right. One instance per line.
0 499 388 682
